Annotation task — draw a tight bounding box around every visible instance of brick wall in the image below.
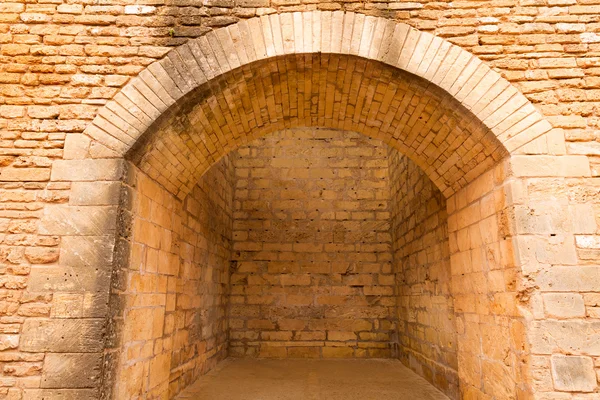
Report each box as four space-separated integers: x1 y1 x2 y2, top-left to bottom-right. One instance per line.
1 3 600 399
109 155 235 399
229 128 397 358
388 151 458 398
3 0 600 148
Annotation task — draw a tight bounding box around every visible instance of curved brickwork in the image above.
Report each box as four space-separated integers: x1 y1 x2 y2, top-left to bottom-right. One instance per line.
125 53 505 199
0 7 598 400
74 11 553 198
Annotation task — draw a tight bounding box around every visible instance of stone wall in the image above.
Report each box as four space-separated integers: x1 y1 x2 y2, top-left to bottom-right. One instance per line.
388 151 457 398
109 155 235 399
446 162 531 399
3 0 600 152
516 170 600 396
1 2 600 399
229 128 397 358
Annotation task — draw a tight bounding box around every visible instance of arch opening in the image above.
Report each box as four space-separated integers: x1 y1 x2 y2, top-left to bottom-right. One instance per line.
112 127 464 399
109 121 521 400
61 10 548 400
21 8 590 400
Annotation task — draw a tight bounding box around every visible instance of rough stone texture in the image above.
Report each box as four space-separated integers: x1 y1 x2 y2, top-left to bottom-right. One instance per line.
41 353 102 389
543 293 586 319
229 128 396 359
127 53 503 200
108 156 235 399
551 355 597 392
446 163 532 400
389 151 457 398
20 319 105 353
0 6 598 400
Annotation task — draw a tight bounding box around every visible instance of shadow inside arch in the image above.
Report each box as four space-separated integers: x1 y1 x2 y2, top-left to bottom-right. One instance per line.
126 53 508 200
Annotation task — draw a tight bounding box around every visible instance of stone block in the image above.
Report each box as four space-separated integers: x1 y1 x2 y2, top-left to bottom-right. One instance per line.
511 155 591 178
530 320 600 355
0 335 19 351
576 235 600 250
567 141 600 156
514 203 571 234
543 293 585 318
51 159 124 181
24 235 115 293
60 235 115 270
322 347 354 357
24 247 60 264
51 293 84 318
22 389 99 399
39 205 117 235
535 235 578 265
70 181 122 205
122 308 164 342
551 355 597 392
0 167 50 182
536 266 600 292
572 204 597 234
21 319 104 353
41 353 102 388
28 105 60 119
148 352 170 389
0 105 25 118
28 265 110 293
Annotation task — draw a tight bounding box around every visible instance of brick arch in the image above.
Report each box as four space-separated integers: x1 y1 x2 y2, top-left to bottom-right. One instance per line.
127 53 501 199
78 10 553 198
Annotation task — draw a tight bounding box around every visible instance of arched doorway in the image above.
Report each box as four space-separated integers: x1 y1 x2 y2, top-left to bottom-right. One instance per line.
37 10 584 400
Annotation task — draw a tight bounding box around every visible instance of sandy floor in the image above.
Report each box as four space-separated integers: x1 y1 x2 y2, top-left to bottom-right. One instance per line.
176 358 450 400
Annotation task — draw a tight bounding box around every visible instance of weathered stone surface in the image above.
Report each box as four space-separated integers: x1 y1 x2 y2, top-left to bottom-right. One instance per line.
51 159 124 182
536 266 600 292
20 319 105 353
23 389 99 400
41 353 102 388
70 181 121 206
0 335 19 351
229 129 398 365
50 293 108 319
0 8 598 400
24 248 60 264
39 205 117 236
0 167 50 182
122 51 507 199
530 321 600 355
551 355 597 392
112 158 234 399
28 266 110 293
27 236 114 292
60 236 114 270
511 156 591 177
543 293 586 318
63 134 91 160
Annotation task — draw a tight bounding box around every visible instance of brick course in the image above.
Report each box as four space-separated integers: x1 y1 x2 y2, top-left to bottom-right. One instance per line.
389 150 458 398
109 156 235 399
229 128 397 359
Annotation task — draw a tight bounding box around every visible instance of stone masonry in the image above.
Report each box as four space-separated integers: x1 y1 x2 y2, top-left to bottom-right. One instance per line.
389 150 458 397
108 156 234 399
229 128 396 360
0 4 598 400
